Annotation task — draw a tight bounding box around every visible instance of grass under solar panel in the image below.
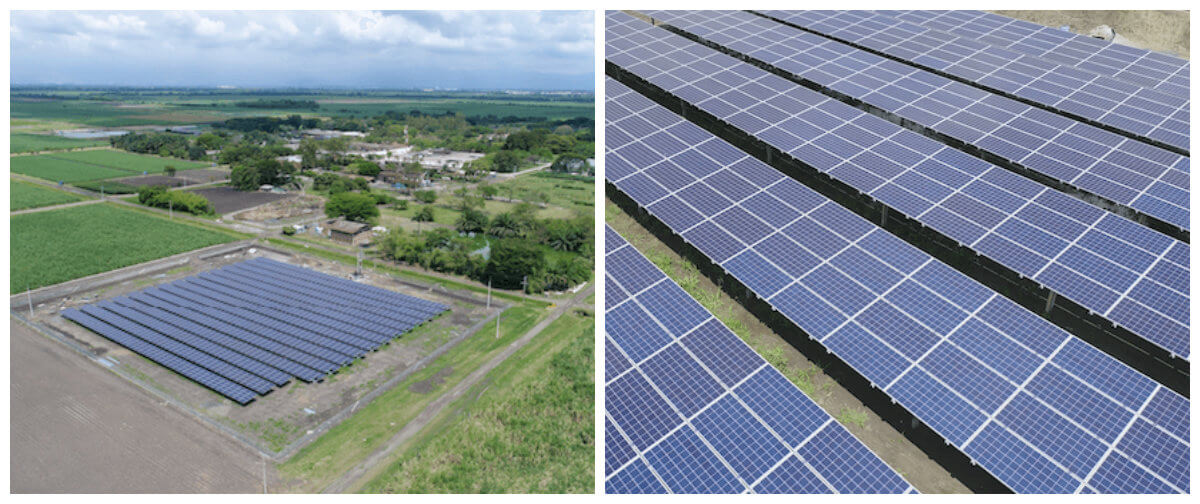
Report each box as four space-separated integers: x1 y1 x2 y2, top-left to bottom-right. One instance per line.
603 67 1189 494
62 257 449 404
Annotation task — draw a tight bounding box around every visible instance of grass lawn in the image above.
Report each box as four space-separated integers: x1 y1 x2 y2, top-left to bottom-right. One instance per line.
492 173 594 213
360 306 594 493
276 303 549 492
10 150 209 184
10 203 238 291
10 180 87 211
11 132 107 153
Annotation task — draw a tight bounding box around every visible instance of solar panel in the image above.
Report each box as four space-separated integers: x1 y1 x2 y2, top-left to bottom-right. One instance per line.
753 10 1190 153
605 224 915 494
643 10 1188 234
61 257 449 404
886 10 1190 99
603 68 1189 493
606 12 1189 363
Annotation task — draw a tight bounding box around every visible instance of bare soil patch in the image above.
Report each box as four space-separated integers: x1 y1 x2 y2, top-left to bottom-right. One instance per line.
232 194 325 222
10 318 271 492
189 187 291 214
408 366 454 394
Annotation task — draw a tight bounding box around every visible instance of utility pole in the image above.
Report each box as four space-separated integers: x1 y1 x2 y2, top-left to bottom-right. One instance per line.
27 283 34 317
356 248 363 277
521 275 528 295
486 278 492 310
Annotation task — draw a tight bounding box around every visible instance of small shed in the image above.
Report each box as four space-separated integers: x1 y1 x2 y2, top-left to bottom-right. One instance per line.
327 219 372 246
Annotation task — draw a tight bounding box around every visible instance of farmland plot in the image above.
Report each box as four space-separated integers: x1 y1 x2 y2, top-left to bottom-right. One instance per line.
10 204 236 290
10 150 209 183
10 180 86 211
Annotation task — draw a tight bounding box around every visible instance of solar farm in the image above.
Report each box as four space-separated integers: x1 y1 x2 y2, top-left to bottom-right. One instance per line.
19 243 498 462
61 257 448 404
604 10 1189 494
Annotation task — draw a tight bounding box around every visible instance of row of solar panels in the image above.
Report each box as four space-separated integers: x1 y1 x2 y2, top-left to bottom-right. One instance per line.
756 11 1189 153
606 11 1189 365
644 10 1188 234
885 10 1189 99
63 258 448 404
604 44 1188 495
605 224 916 494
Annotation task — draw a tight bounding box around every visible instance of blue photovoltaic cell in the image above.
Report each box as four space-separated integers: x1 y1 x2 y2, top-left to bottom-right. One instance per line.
61 257 448 404
754 10 1189 152
605 224 912 494
603 38 1189 493
609 11 1189 362
887 10 1190 99
646 10 1188 232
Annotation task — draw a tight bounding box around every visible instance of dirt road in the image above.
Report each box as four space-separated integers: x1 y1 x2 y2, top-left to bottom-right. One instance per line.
322 282 595 493
10 198 103 216
10 318 272 493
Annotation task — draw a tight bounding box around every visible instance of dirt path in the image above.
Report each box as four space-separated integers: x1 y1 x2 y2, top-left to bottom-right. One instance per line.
10 317 271 493
10 197 103 215
321 283 595 493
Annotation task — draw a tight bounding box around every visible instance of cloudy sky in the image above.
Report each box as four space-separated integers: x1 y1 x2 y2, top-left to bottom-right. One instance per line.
10 10 595 90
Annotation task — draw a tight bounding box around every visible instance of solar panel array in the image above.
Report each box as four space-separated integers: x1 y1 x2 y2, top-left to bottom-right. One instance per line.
605 224 915 494
755 10 1190 153
886 10 1190 99
606 12 1190 362
606 58 1189 494
645 10 1189 233
62 257 448 404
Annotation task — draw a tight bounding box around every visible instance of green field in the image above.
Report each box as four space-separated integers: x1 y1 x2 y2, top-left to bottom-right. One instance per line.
277 304 549 492
361 306 594 493
10 203 237 290
493 173 594 213
12 93 593 127
11 132 107 153
10 150 209 183
10 180 87 211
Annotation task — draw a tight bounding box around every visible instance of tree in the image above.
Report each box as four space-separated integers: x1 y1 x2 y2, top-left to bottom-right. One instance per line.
195 133 226 150
482 238 546 290
502 130 547 151
230 165 261 191
413 190 438 204
413 205 436 223
491 150 522 173
354 160 382 177
478 184 498 200
299 139 320 169
401 160 425 191
164 165 177 177
487 212 522 238
325 192 380 222
455 208 488 234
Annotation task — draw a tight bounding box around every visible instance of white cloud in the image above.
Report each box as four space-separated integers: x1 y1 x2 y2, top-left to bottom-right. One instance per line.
9 10 595 89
